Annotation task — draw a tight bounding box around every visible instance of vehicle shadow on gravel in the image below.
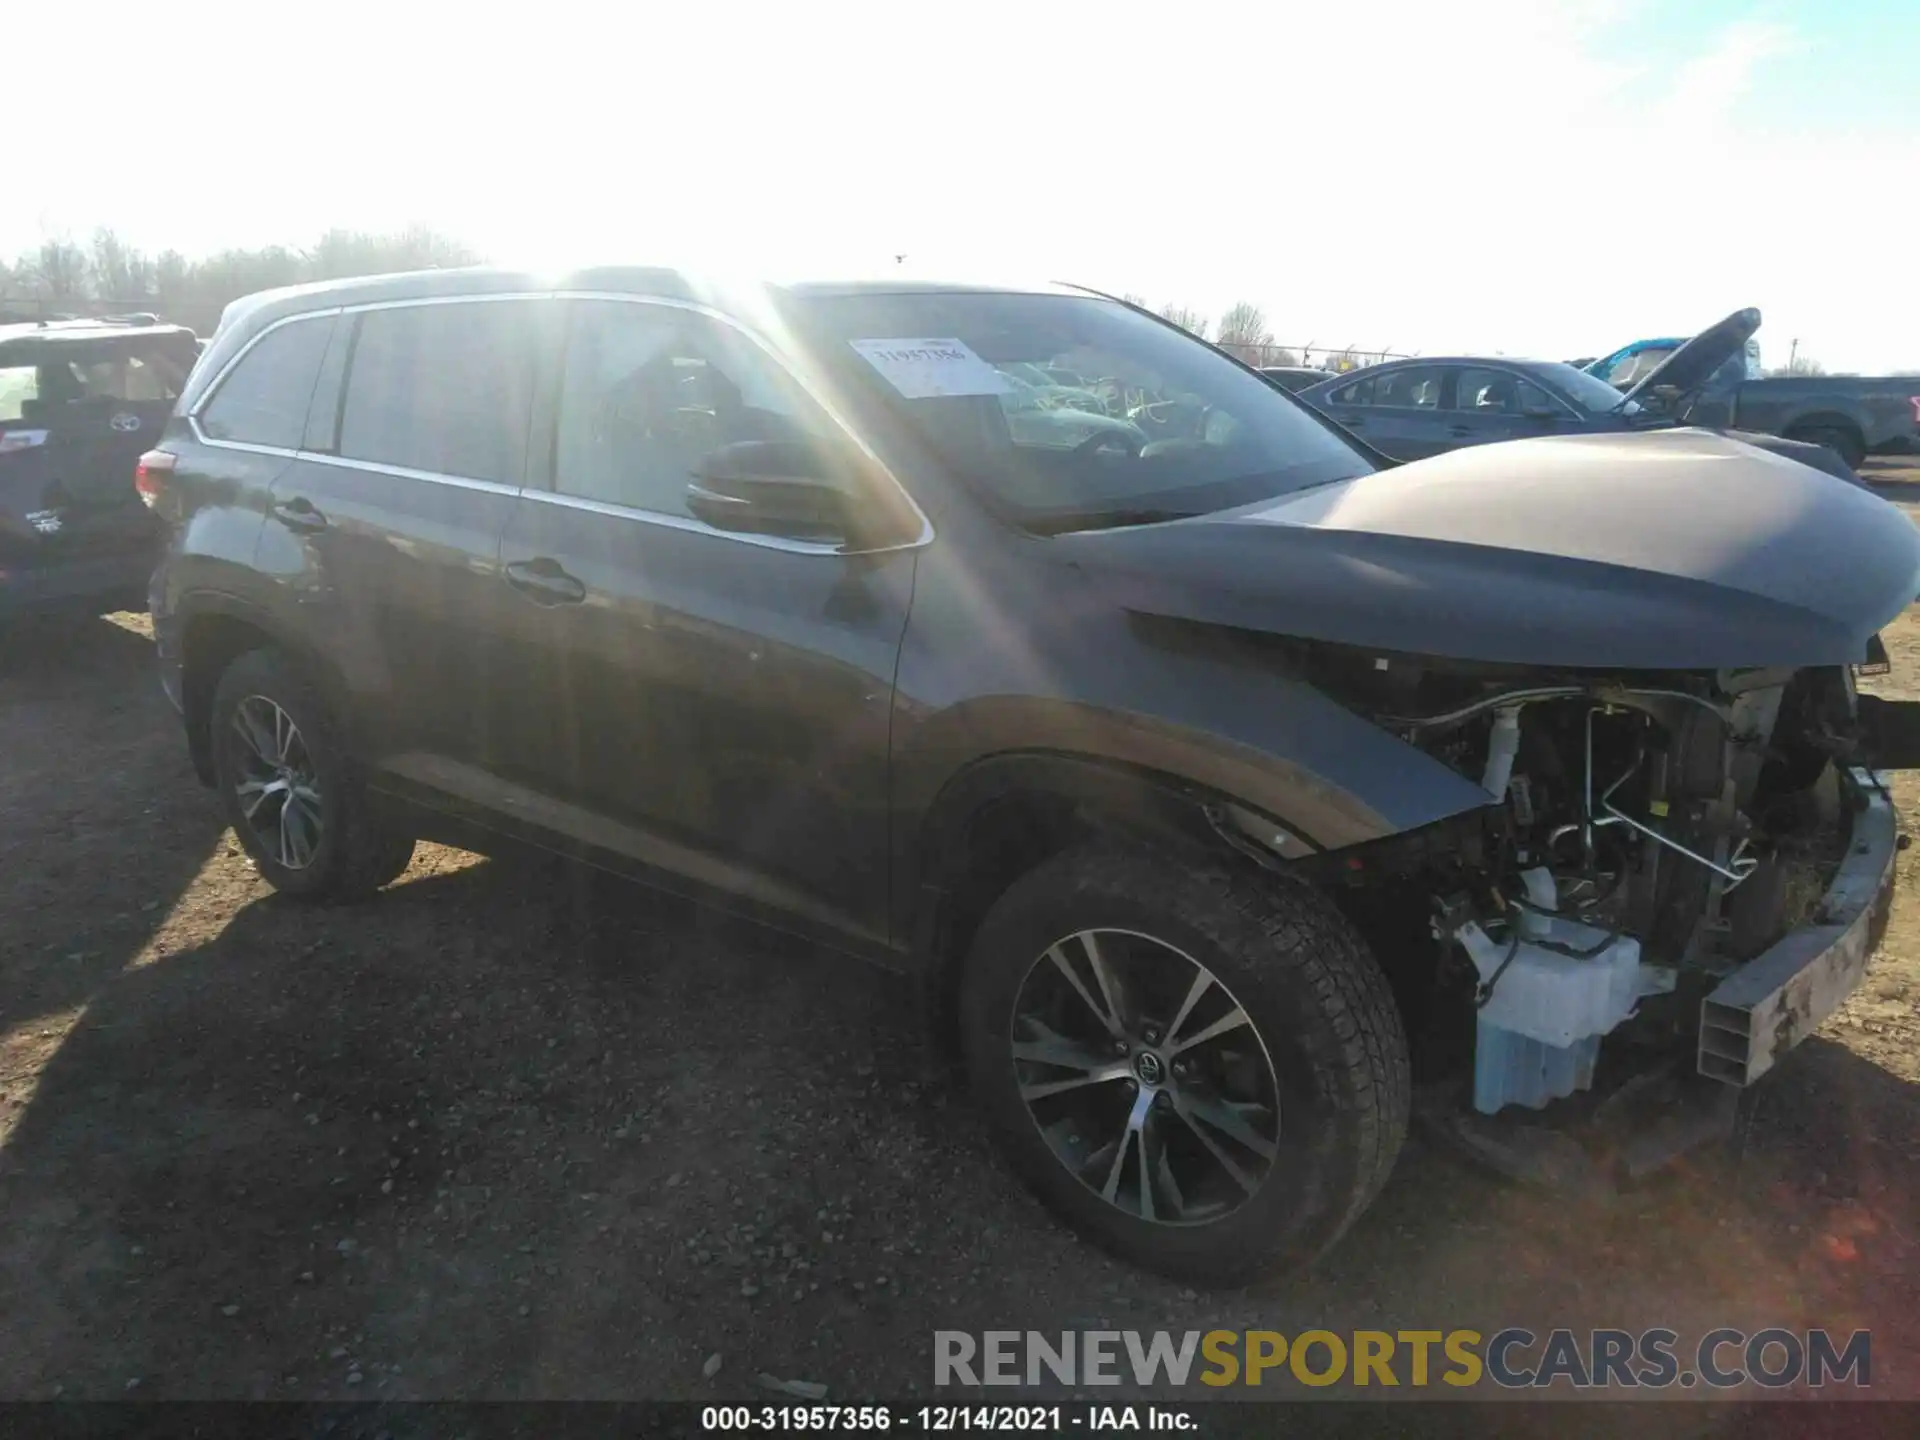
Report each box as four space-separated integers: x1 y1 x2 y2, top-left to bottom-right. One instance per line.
0 611 227 1035
5 827 1917 1408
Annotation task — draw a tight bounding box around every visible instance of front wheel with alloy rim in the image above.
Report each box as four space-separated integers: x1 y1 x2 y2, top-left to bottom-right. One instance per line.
210 647 416 900
959 843 1410 1284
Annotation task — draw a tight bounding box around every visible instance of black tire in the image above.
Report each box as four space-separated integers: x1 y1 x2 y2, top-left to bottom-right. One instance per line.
209 647 415 900
1787 423 1866 472
958 842 1410 1285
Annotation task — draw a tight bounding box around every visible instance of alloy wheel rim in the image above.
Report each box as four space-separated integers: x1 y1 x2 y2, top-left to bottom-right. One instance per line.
230 695 323 870
1008 928 1281 1226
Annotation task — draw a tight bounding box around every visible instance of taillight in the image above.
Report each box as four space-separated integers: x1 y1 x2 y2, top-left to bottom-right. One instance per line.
135 449 177 508
0 428 49 455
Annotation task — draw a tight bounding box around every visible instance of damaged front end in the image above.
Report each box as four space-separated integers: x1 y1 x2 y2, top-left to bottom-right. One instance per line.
1287 648 1907 1181
1062 427 1920 1181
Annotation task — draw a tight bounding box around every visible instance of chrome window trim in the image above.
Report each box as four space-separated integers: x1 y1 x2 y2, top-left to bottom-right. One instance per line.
300 452 521 496
515 487 848 556
183 288 936 557
183 422 298 459
339 291 555 315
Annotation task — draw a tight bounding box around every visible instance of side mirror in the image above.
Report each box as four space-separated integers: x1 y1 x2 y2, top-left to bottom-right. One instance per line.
687 439 856 543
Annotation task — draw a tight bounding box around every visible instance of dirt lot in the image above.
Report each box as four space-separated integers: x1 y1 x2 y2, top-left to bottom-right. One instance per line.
2 466 1918 1423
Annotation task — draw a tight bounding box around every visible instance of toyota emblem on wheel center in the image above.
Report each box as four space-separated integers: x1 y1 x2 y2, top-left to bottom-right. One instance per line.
110 412 142 432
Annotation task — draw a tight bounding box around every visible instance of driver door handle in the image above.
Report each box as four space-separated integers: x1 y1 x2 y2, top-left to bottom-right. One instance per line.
272 497 329 532
1447 424 1475 437
504 557 586 606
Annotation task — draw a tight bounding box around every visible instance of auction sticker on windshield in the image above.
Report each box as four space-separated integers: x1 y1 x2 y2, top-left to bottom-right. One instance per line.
851 338 1014 399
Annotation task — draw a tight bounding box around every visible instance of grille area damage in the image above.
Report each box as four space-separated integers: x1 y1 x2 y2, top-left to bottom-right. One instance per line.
1274 647 1905 1155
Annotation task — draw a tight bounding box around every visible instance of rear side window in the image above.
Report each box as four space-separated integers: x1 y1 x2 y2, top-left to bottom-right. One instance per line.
0 364 37 422
337 301 540 485
200 317 334 449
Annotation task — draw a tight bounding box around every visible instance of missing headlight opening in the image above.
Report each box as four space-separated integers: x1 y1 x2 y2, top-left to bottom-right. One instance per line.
1307 657 1871 1118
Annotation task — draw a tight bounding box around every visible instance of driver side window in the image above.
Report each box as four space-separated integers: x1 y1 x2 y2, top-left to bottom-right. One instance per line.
555 301 841 518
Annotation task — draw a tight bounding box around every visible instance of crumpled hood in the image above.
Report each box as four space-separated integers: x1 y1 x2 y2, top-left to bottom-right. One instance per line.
1055 429 1920 670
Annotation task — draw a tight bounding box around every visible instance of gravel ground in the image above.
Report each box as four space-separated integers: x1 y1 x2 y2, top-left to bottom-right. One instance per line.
1 471 1917 1424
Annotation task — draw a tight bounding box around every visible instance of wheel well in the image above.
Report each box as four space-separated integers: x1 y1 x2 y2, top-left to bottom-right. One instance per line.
916 777 1260 1063
1785 413 1864 445
179 612 277 784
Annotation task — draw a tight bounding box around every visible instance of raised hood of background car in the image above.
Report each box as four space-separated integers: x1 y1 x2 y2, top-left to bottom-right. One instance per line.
1056 429 1920 670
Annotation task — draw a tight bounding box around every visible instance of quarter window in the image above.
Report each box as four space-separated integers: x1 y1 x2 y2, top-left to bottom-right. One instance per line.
338 301 541 484
200 318 334 449
554 301 842 519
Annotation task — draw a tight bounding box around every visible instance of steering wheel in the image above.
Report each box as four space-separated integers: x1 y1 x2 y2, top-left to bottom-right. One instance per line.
1074 428 1143 460
1128 399 1212 442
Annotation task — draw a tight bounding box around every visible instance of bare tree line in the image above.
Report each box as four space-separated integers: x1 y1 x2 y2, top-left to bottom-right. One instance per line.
21 242 1897 378
1 227 480 334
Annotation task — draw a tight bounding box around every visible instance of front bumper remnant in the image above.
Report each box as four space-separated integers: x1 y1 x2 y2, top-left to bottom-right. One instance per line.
1697 768 1898 1086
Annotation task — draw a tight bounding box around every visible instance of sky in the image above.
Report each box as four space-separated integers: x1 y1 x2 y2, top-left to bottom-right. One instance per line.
10 0 1920 371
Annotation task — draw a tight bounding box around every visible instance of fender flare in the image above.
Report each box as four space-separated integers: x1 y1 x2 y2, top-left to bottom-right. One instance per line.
900 747 1368 961
174 588 360 781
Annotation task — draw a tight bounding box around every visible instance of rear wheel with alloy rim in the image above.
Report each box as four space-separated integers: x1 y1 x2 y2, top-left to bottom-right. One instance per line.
210 647 415 900
959 842 1409 1283
229 694 325 871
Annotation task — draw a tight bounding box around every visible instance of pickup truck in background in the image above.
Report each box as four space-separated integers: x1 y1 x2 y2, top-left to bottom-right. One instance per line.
1681 372 1920 469
1585 319 1919 469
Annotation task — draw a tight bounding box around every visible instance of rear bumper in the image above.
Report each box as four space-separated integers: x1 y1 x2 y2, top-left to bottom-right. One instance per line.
0 550 155 615
1697 768 1898 1085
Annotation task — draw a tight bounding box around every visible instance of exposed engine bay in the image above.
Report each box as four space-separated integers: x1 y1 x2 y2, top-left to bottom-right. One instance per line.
1279 645 1885 1119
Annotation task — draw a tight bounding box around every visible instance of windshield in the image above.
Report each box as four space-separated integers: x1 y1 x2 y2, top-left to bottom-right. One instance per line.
785 291 1373 531
1542 361 1644 416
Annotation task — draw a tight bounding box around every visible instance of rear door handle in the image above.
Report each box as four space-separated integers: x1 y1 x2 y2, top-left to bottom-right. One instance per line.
1447 424 1475 437
272 497 329 532
504 557 586 605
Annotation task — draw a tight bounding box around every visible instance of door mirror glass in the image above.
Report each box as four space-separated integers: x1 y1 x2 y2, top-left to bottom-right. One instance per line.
687 440 856 542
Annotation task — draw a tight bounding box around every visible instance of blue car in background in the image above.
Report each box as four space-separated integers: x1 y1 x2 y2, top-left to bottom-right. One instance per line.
1580 334 1762 390
1294 308 1868 482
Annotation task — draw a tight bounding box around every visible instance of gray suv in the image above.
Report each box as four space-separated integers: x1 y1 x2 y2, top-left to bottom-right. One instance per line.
143 266 1920 1281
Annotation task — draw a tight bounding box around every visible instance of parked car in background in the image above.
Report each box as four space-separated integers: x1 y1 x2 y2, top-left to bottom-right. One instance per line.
1294 309 1899 480
1256 366 1331 394
1 315 199 619
1581 335 1761 390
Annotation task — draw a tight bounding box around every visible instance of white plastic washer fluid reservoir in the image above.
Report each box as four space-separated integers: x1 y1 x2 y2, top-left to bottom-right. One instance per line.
1456 868 1676 1112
